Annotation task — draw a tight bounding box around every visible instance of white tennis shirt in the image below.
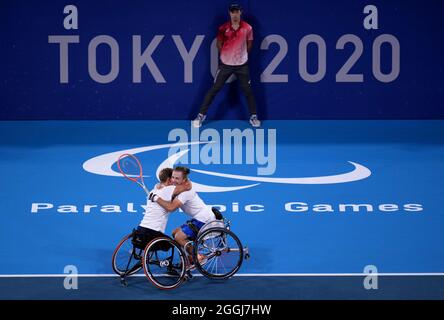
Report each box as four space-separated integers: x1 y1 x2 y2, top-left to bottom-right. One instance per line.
176 187 215 223
139 185 175 233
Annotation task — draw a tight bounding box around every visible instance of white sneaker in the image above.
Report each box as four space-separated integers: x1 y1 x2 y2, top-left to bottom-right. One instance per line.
192 113 206 128
249 114 261 128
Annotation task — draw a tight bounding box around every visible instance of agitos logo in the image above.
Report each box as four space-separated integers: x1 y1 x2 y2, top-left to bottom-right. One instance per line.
82 140 372 193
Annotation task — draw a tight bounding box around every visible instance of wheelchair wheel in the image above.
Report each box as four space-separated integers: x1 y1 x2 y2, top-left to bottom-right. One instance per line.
194 227 243 279
112 233 143 276
142 237 186 290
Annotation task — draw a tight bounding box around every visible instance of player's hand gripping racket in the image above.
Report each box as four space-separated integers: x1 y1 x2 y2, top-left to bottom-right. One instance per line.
117 153 150 196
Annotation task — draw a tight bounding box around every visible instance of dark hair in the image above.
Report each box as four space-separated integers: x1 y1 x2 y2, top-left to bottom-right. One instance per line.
173 166 190 179
229 4 242 12
158 167 173 182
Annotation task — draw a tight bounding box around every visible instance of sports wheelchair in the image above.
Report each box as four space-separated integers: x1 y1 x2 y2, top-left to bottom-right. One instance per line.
111 208 250 290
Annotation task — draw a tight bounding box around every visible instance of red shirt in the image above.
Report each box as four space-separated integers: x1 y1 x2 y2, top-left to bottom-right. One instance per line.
217 20 253 66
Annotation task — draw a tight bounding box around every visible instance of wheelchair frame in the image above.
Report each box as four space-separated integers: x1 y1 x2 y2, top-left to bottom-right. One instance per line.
111 217 250 289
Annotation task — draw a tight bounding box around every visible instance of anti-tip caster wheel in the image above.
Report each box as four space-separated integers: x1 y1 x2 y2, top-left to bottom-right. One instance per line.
184 270 194 281
120 278 128 287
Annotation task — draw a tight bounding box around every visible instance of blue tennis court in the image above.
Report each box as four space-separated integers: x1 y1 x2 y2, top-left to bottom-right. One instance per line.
1 120 443 299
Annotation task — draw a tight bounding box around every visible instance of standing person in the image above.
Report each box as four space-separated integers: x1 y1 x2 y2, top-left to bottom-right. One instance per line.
192 3 261 128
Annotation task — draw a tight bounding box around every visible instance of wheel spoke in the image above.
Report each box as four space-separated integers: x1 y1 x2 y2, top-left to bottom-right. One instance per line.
112 234 143 276
195 228 243 279
143 238 185 289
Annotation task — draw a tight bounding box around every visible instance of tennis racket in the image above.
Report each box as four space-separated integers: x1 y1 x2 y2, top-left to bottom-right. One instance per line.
117 153 150 196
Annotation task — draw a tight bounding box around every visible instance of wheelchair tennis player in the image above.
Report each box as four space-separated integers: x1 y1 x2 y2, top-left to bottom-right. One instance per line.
112 167 193 285
149 166 219 265
131 168 191 255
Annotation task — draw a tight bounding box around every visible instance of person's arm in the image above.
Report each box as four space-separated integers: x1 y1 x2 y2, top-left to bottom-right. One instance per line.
172 180 192 199
247 40 253 53
247 26 253 53
217 38 224 52
216 25 225 53
155 197 182 212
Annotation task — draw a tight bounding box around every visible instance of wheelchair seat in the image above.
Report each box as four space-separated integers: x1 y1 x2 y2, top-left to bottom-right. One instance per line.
131 229 148 250
149 236 174 252
131 228 173 251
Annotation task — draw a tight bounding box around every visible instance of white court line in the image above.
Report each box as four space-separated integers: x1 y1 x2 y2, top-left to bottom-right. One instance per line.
1 273 444 278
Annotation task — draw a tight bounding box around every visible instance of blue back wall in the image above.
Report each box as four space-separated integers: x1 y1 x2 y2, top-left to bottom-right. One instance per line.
1 0 443 119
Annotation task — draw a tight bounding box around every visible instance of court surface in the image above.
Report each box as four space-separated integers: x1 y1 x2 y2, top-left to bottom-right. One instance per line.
1 120 443 299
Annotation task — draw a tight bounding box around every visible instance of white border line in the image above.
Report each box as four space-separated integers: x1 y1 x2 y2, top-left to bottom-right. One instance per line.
1 273 444 278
